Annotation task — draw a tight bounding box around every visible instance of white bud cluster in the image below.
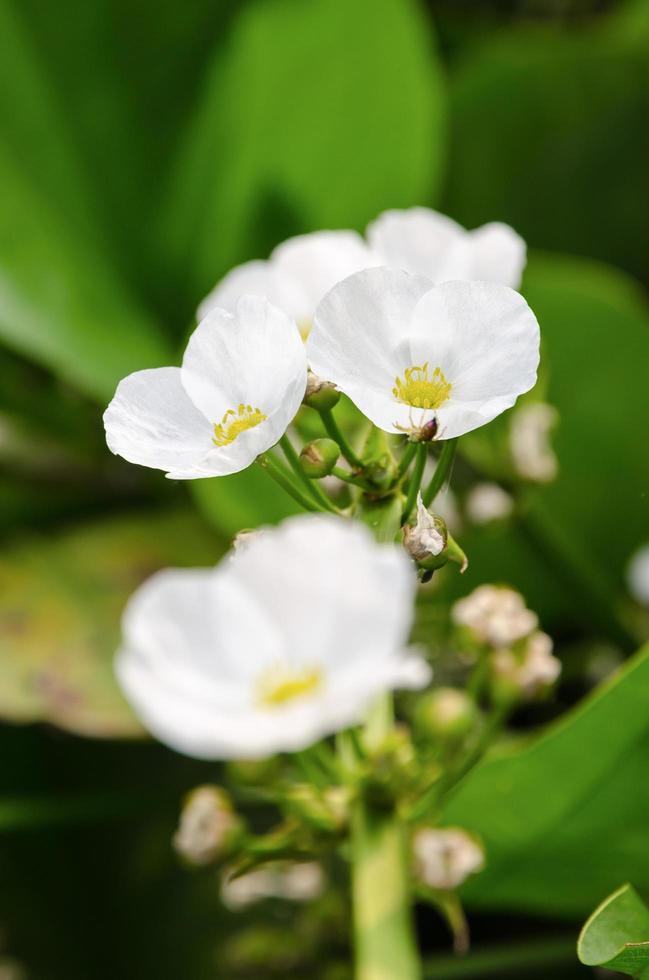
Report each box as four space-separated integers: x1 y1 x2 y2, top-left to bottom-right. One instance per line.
452 585 538 647
221 862 325 911
173 785 238 866
413 827 485 891
491 630 561 699
510 402 558 483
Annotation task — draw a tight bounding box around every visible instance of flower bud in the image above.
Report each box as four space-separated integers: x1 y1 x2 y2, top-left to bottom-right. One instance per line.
510 402 558 483
299 438 340 478
490 630 561 703
413 826 485 891
221 861 325 910
415 688 477 742
283 783 349 833
231 528 263 553
452 584 537 648
303 371 340 411
403 493 447 563
465 482 514 525
173 785 243 866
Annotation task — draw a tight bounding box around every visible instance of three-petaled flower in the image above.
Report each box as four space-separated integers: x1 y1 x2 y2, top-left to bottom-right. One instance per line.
116 515 430 759
103 296 307 479
307 267 540 440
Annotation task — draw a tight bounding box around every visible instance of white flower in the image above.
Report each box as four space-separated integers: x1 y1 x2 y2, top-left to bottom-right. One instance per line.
368 208 526 289
452 584 538 648
510 401 558 482
491 630 561 699
308 268 540 440
413 827 485 891
465 482 514 525
198 231 375 338
116 515 429 759
627 544 649 606
103 296 307 479
403 493 446 561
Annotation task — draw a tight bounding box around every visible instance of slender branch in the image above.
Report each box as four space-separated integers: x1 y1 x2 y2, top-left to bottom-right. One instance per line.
422 438 458 508
256 454 320 512
396 440 418 482
332 466 372 490
402 444 428 523
319 407 363 469
279 434 340 514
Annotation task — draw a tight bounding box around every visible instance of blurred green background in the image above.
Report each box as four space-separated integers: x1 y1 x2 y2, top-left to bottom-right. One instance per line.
2 0 649 976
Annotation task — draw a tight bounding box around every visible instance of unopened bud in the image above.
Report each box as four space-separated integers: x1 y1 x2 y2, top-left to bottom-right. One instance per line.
452 585 537 648
403 493 447 564
303 371 340 411
490 630 561 703
173 785 242 866
232 528 263 554
284 783 349 833
510 402 558 483
465 482 514 525
413 827 485 891
299 438 340 478
415 688 477 741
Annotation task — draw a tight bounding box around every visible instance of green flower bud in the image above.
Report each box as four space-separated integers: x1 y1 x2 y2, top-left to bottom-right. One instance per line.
415 688 477 742
299 438 340 478
303 371 340 411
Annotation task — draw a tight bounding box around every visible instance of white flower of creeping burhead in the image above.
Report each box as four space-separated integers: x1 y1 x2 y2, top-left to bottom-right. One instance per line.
308 268 540 440
198 231 376 337
116 515 430 759
368 208 526 289
103 296 307 479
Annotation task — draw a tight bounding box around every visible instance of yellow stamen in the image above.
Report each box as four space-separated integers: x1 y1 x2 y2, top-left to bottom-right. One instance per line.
256 664 323 707
212 404 267 447
392 363 452 410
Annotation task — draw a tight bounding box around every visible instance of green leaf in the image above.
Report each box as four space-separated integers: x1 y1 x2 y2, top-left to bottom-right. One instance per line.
162 0 446 302
0 508 222 737
444 24 649 287
578 884 649 977
442 643 649 917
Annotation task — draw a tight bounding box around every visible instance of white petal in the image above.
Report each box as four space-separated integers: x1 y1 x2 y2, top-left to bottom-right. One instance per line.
308 265 434 415
271 230 376 323
103 367 213 473
367 208 471 282
197 260 281 321
468 222 526 289
407 280 540 437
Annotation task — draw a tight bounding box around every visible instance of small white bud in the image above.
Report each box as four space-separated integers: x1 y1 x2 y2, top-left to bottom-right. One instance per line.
173 785 240 866
403 493 447 562
231 528 263 554
452 585 538 648
491 630 561 700
413 827 485 891
510 402 558 483
465 482 514 525
627 544 649 606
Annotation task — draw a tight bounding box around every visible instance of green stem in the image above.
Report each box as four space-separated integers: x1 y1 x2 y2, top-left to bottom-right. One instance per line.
319 407 363 469
402 444 428 523
422 438 458 508
350 494 421 979
332 465 372 490
279 434 339 514
396 441 418 482
256 454 320 512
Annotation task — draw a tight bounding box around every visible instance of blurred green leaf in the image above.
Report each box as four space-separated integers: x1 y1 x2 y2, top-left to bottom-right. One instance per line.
162 0 446 302
444 25 649 285
443 643 649 916
0 508 222 737
578 884 649 977
190 463 300 538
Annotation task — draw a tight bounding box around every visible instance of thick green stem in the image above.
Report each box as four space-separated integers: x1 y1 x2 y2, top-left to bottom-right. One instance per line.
422 438 458 508
351 493 421 979
319 407 363 469
352 800 421 980
402 444 428 523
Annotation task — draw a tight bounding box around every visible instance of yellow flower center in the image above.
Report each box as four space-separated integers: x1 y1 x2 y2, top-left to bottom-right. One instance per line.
256 664 323 707
212 404 267 447
297 317 312 342
392 363 452 410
